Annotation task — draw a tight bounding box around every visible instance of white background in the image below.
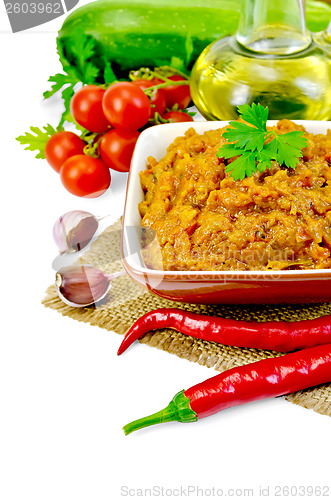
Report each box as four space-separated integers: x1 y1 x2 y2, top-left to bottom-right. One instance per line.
1 3 331 500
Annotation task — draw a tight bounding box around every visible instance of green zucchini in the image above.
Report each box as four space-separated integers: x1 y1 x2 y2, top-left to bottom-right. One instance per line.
57 0 331 74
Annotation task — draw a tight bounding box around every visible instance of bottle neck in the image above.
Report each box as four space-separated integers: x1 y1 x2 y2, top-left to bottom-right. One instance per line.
236 0 312 55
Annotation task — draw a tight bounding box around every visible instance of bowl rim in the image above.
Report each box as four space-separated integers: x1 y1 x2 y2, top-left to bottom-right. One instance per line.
122 119 331 279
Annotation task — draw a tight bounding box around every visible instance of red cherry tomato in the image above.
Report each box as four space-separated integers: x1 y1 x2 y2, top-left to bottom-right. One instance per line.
102 82 151 130
162 75 191 109
162 111 194 123
45 131 85 173
99 129 140 173
132 79 167 118
60 155 111 198
70 85 110 133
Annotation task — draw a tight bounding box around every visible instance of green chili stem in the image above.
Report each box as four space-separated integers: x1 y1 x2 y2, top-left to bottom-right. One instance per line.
123 404 178 435
123 390 197 436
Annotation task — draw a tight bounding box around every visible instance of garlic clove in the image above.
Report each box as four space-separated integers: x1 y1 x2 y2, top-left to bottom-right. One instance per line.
53 210 99 254
66 216 99 252
55 265 111 307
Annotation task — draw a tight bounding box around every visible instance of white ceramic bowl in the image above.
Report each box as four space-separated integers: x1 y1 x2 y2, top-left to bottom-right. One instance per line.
121 121 331 304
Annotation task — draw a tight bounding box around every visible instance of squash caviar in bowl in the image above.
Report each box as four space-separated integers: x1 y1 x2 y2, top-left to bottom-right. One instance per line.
121 114 331 304
139 120 331 272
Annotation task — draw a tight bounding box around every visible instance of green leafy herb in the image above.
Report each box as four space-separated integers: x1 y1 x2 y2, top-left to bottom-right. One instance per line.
44 34 110 128
103 61 117 85
216 103 308 180
16 124 61 159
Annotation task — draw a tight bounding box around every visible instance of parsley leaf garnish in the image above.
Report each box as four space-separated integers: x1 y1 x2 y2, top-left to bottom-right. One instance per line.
16 124 61 159
43 34 115 128
216 103 308 180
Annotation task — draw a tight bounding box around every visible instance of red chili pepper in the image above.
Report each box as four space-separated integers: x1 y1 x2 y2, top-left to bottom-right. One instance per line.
117 308 331 355
123 343 331 435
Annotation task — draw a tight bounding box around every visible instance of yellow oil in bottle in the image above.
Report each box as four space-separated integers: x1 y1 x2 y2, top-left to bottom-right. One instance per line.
190 38 331 121
190 0 331 121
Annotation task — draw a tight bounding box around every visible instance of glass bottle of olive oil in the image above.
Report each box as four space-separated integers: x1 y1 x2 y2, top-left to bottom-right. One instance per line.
190 0 331 120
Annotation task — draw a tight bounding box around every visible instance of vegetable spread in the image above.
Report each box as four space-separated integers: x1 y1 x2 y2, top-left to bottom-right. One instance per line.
139 120 331 271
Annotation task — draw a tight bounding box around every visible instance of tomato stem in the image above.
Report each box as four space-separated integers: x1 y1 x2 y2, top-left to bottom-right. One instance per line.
149 80 189 91
149 112 169 124
83 134 104 158
157 65 189 79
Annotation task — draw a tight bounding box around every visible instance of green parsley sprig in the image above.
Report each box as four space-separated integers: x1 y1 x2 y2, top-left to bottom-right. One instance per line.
16 124 61 159
216 103 308 180
44 34 118 129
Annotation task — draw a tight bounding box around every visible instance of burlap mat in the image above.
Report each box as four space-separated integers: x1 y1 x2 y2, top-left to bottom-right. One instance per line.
42 218 331 417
